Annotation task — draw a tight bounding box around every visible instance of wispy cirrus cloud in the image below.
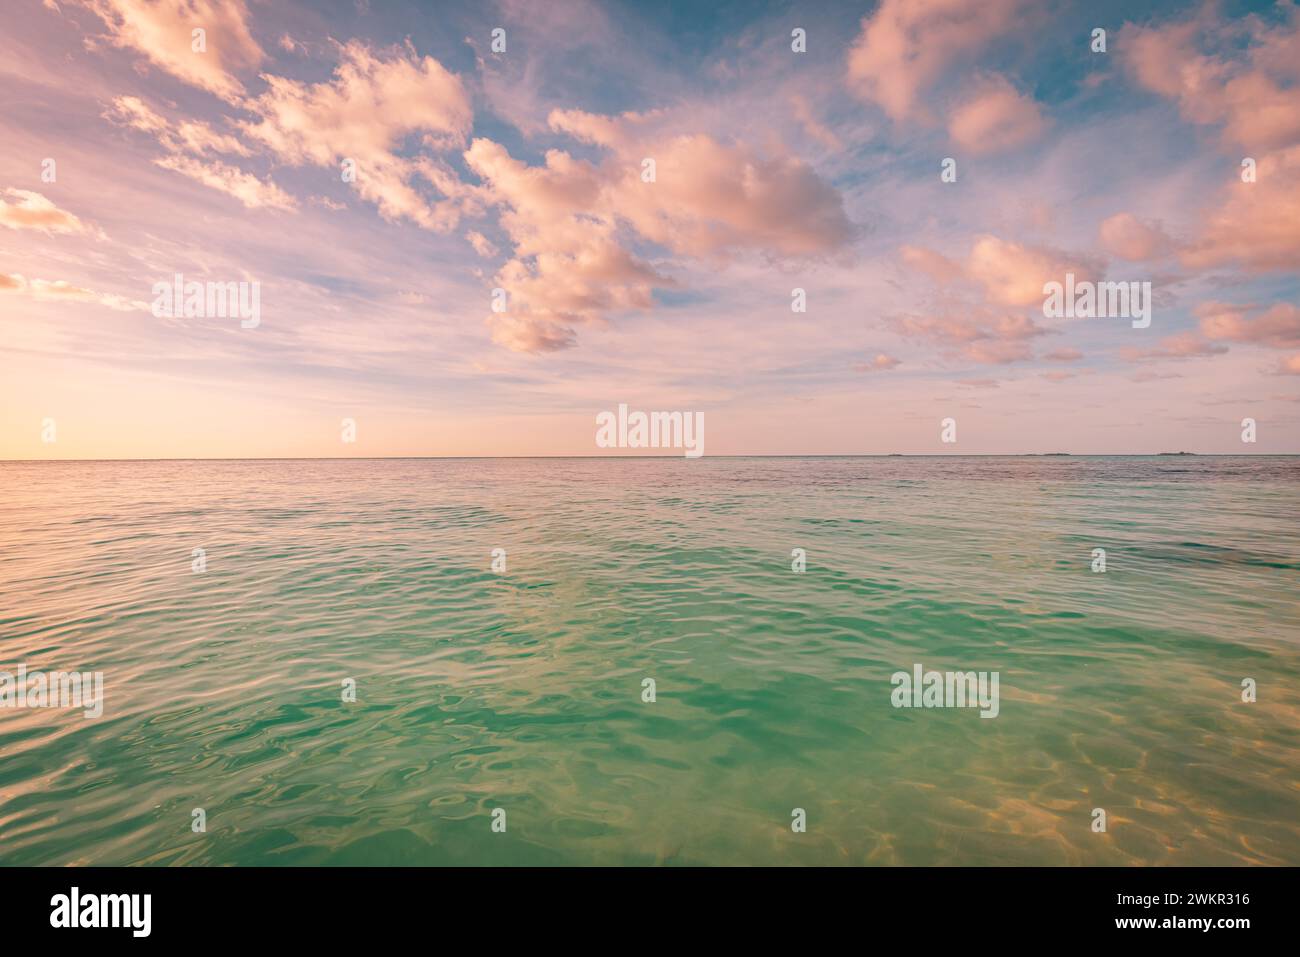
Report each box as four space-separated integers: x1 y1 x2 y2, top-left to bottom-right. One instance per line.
1 272 146 311
108 95 250 156
856 353 901 372
105 95 296 210
151 152 297 211
105 95 295 210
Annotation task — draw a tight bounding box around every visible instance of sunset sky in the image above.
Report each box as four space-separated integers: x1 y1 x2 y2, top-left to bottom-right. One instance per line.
2 0 1298 458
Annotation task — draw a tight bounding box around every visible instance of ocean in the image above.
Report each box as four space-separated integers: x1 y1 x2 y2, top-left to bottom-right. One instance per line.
1 456 1297 865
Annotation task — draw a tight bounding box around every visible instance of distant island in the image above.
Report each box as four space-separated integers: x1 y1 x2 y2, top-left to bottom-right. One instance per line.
1158 451 1198 456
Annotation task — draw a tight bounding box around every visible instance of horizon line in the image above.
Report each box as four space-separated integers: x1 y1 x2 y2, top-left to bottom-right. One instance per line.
4 453 1298 463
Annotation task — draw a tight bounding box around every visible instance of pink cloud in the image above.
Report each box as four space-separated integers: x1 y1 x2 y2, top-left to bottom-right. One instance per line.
890 308 1047 365
466 111 853 352
77 0 265 102
1198 301 1300 349
1044 347 1083 362
845 0 1025 123
894 236 1094 366
547 109 646 150
0 189 100 236
109 96 250 156
947 75 1047 155
1122 8 1300 273
1 272 145 311
551 110 854 258
894 314 986 345
790 95 843 151
900 244 962 283
105 95 295 211
482 314 577 354
1098 212 1172 261
241 42 472 163
1121 331 1229 361
152 153 296 211
964 340 1034 364
463 136 664 352
966 235 1098 308
901 235 1098 308
1122 12 1300 151
239 41 475 231
1181 146 1300 272
856 353 901 372
465 230 498 258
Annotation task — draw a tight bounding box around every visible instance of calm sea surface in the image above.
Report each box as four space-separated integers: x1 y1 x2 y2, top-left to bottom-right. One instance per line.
1 456 1297 865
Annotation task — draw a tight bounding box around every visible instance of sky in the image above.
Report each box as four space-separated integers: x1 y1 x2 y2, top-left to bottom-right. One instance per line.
1 0 1298 458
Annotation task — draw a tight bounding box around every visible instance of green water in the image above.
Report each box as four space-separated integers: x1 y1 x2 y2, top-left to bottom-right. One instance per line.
0 457 1297 865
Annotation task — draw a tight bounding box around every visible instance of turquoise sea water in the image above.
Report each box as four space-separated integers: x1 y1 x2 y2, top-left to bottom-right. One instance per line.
0 456 1297 866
